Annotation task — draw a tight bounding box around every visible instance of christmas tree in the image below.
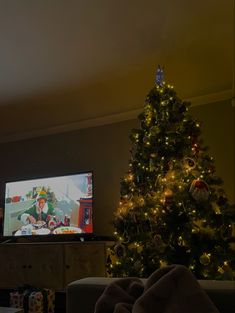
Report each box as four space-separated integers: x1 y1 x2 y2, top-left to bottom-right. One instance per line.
107 67 235 280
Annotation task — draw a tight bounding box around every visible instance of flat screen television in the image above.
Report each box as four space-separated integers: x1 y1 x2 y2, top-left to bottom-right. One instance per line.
2 172 93 238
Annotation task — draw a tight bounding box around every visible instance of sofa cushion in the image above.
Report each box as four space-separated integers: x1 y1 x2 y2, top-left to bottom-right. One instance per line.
67 277 235 313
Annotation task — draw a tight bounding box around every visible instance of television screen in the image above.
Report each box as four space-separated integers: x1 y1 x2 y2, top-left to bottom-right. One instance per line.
3 172 93 237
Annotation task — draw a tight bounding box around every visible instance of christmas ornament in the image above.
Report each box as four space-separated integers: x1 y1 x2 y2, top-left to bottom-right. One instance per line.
212 202 221 215
156 65 164 85
208 165 216 174
221 224 233 238
149 158 157 172
191 143 200 155
219 262 234 280
217 195 228 206
143 136 150 145
153 234 166 253
133 260 142 271
167 160 174 171
124 173 134 182
199 253 211 265
154 234 163 246
134 196 145 207
178 103 187 113
165 170 176 181
163 189 173 206
144 105 153 126
189 179 209 201
150 125 160 136
114 243 126 258
184 157 196 171
136 244 143 253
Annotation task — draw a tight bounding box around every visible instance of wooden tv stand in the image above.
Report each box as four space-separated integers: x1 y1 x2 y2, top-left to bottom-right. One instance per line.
0 241 107 290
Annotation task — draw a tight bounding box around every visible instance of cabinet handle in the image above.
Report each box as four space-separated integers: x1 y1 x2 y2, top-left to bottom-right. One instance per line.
28 265 32 269
66 265 70 269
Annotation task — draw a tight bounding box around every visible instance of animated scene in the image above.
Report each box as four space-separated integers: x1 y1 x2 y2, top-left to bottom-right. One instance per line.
3 173 93 236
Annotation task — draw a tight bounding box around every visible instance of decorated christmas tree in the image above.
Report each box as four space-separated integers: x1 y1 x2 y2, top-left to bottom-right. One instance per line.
107 67 235 280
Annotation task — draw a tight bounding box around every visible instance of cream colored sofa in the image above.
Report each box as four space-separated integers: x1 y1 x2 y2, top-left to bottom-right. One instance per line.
66 277 235 313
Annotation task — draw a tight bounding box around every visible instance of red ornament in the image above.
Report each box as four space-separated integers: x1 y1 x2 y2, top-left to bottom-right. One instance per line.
189 179 209 201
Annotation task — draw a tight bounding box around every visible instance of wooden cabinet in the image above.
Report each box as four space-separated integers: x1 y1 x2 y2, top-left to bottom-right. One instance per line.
0 242 106 290
0 245 28 287
64 242 106 285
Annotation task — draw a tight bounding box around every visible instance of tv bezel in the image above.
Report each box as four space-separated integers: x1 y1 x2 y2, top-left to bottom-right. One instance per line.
1 170 94 241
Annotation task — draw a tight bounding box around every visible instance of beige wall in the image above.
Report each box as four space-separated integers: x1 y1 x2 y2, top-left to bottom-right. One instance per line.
0 99 234 236
190 99 234 203
0 120 136 236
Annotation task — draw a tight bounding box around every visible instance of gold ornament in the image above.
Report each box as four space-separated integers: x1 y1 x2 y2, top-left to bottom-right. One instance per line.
184 157 196 171
153 234 166 253
199 252 211 265
163 189 173 206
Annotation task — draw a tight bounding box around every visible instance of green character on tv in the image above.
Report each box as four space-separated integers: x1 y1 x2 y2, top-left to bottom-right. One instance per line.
18 190 55 225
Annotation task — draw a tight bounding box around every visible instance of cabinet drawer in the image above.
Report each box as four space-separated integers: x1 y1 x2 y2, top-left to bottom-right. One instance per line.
0 244 64 289
64 243 106 285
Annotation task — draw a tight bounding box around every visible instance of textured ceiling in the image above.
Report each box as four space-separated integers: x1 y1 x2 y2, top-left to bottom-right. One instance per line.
0 0 234 142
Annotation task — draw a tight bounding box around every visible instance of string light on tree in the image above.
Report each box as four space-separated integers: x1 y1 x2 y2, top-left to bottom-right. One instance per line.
107 66 235 280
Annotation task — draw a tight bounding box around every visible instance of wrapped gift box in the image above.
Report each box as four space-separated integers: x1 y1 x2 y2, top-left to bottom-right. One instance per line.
10 288 55 313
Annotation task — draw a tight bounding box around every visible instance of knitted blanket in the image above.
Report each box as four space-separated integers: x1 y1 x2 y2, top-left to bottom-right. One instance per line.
95 265 219 313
